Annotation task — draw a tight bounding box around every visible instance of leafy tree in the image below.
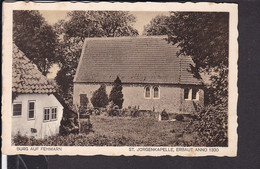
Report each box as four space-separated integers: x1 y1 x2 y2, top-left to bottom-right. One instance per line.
91 84 109 108
143 12 229 106
167 12 229 106
143 15 170 36
13 10 58 75
54 11 138 104
63 11 138 39
109 76 124 109
54 36 83 104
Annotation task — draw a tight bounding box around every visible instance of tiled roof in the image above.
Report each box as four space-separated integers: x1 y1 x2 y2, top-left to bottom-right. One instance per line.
12 44 56 94
74 36 202 85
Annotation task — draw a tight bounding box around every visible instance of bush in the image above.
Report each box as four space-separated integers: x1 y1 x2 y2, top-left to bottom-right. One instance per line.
59 117 79 136
161 109 169 120
91 84 109 108
80 94 89 107
192 104 228 146
12 133 140 146
130 106 139 117
109 76 124 109
81 120 94 134
107 101 120 116
175 114 184 121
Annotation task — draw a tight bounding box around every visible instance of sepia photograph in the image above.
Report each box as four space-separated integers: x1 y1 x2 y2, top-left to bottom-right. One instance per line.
2 2 238 156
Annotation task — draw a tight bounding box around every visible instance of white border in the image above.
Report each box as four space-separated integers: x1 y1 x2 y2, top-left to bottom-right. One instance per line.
2 2 238 156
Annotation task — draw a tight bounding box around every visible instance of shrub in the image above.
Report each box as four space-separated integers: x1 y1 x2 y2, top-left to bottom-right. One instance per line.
192 104 228 146
91 84 109 108
12 134 141 146
161 109 169 120
175 114 184 121
130 106 139 117
109 76 124 109
93 108 101 115
80 94 89 107
81 120 94 134
59 117 79 136
107 101 120 116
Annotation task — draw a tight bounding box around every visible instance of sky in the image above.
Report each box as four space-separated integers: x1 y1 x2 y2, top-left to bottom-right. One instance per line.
39 10 169 79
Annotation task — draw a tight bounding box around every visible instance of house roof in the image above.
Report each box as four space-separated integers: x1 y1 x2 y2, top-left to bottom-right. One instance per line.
12 44 56 94
74 36 202 85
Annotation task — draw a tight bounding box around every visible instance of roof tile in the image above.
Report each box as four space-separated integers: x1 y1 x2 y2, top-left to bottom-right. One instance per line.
74 36 202 85
12 44 56 94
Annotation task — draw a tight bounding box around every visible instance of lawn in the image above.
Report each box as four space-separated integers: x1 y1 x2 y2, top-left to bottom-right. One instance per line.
12 115 199 146
80 115 198 146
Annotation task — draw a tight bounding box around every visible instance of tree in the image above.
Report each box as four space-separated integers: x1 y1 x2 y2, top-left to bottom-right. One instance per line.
143 15 170 36
13 10 58 75
109 76 124 109
54 11 138 105
91 84 109 108
143 12 229 106
63 11 138 39
167 12 229 106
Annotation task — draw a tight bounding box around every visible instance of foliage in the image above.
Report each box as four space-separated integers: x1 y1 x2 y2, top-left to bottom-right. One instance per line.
54 11 139 104
175 114 184 121
143 15 170 35
63 11 138 39
12 133 138 146
143 12 229 146
13 10 59 76
59 117 79 136
109 76 124 109
80 94 89 107
107 101 120 116
167 12 229 106
54 36 83 105
143 12 229 107
186 104 228 146
161 109 169 120
91 84 109 108
128 106 139 117
80 118 93 133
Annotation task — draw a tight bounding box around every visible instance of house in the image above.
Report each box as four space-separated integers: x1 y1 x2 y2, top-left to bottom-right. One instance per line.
12 44 63 139
73 36 204 114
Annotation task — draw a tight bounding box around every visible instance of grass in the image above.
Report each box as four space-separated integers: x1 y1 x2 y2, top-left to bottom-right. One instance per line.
13 115 199 146
82 115 197 146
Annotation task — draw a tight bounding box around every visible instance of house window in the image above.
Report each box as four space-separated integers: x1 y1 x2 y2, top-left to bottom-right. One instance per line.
51 107 57 120
153 86 159 99
80 94 88 107
13 103 22 116
44 107 58 122
145 86 151 98
28 101 35 119
43 108 50 121
184 88 199 100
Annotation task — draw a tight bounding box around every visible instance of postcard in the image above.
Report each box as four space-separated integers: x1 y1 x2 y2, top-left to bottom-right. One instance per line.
2 1 238 156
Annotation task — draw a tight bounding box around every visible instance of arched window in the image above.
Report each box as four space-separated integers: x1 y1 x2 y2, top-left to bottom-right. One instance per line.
184 88 199 100
145 86 151 98
184 88 190 100
153 86 159 99
192 88 199 100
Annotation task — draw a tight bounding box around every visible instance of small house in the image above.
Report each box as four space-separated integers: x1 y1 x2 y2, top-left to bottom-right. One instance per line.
12 45 63 139
73 36 204 114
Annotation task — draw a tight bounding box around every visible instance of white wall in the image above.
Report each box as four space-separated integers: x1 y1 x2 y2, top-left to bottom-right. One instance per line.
12 93 63 139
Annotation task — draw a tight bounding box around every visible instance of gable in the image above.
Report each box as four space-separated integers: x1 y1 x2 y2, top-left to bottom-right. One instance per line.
74 36 202 85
